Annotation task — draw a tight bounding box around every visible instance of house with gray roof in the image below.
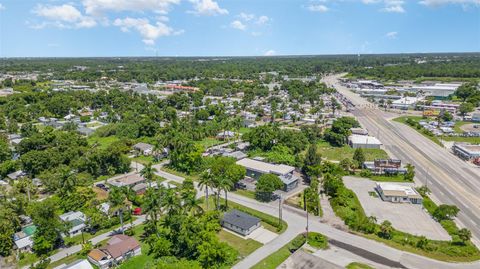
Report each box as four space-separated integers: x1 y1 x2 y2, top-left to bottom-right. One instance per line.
221 209 260 236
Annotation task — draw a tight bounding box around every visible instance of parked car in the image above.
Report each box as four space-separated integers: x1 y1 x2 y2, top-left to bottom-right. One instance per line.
132 207 142 215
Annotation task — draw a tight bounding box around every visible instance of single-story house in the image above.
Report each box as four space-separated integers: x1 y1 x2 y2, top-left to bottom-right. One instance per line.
216 131 237 140
376 183 423 204
348 135 382 149
223 150 247 160
55 259 94 269
7 170 26 180
59 211 86 237
88 235 141 269
236 158 299 191
13 225 36 252
221 209 261 236
107 174 145 189
132 143 154 156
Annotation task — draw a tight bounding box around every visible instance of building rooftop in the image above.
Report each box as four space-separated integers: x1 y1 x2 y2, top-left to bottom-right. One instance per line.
377 183 421 199
108 173 145 187
133 142 154 151
236 158 295 176
348 135 382 145
222 209 260 230
104 235 140 259
454 143 480 154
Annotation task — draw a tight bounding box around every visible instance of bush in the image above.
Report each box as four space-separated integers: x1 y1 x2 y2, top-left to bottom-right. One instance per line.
307 232 328 249
288 234 306 253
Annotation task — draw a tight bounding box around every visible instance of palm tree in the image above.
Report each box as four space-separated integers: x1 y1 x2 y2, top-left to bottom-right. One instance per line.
198 170 214 211
108 187 128 234
216 177 233 209
140 162 157 188
180 179 203 216
143 187 162 234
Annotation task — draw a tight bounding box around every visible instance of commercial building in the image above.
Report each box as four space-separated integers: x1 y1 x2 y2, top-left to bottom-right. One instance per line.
221 209 261 236
411 83 460 98
452 143 480 161
391 97 421 110
375 183 423 204
236 158 299 191
472 113 480 123
348 135 382 149
363 159 406 175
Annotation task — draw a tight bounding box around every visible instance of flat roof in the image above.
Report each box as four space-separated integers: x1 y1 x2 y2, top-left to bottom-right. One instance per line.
348 135 382 145
455 143 480 154
108 173 145 187
236 158 295 176
377 183 421 199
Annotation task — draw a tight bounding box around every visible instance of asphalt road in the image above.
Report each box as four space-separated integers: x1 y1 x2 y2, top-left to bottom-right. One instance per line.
322 74 480 246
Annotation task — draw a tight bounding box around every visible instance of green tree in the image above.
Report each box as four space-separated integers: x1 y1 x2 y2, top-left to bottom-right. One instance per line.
255 173 283 202
404 163 415 181
198 170 215 211
352 148 365 168
433 204 460 221
459 102 474 120
379 220 393 239
140 162 157 188
457 228 472 244
197 238 238 269
29 200 64 255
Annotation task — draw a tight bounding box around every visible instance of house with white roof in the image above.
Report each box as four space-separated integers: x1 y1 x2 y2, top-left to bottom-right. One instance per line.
348 135 382 149
236 158 299 191
59 211 86 237
375 183 423 204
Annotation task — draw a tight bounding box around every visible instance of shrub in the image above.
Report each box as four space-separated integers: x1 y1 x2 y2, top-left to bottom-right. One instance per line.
307 232 328 249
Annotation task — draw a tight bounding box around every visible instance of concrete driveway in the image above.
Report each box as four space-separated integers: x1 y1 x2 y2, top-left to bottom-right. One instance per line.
246 227 278 244
344 177 450 241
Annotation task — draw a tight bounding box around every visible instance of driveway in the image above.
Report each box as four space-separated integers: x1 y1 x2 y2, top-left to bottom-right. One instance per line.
343 176 450 241
246 227 278 244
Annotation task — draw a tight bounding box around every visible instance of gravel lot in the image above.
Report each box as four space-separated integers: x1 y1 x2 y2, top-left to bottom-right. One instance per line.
343 176 451 241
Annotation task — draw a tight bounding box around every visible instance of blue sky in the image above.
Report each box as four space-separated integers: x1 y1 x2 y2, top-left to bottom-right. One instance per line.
0 0 479 57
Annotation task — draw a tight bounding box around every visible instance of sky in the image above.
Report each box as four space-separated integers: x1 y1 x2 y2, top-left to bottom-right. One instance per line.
0 0 479 57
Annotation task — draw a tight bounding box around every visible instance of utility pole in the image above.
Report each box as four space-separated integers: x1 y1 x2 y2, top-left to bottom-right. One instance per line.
304 191 309 239
278 194 282 227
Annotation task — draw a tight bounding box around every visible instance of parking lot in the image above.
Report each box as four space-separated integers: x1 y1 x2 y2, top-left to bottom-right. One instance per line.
343 177 451 241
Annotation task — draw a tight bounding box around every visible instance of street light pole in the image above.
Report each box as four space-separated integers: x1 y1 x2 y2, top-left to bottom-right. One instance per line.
278 194 282 227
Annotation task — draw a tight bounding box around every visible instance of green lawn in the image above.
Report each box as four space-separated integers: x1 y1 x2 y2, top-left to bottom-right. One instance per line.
346 262 375 269
307 232 328 250
87 135 120 149
217 230 262 258
393 116 443 146
453 121 472 133
194 137 223 148
251 234 305 269
369 174 409 182
131 155 157 165
233 189 256 200
161 166 200 181
442 136 480 144
316 141 389 161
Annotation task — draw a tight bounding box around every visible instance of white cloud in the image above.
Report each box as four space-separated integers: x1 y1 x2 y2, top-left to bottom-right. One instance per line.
419 0 480 6
385 31 398 39
362 0 406 13
238 12 255 21
264 50 276 56
33 4 97 28
251 31 262 36
82 0 180 15
188 0 228 16
230 20 246 30
308 4 329 12
256 15 270 25
0 3 5 11
113 17 182 45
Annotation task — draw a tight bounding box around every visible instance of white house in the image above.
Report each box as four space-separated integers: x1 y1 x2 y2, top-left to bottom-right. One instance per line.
348 135 382 149
59 211 86 237
376 183 423 204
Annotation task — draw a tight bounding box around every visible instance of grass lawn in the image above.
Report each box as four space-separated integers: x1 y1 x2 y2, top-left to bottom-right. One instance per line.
442 136 480 144
369 174 410 182
201 196 287 234
161 166 200 181
346 262 375 269
316 141 389 161
392 116 443 146
195 137 223 148
92 187 108 201
131 155 157 165
47 253 87 269
251 234 305 269
233 189 256 200
118 253 154 269
453 121 472 133
306 232 328 250
87 135 120 149
217 230 263 258
18 252 39 268
239 127 252 134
